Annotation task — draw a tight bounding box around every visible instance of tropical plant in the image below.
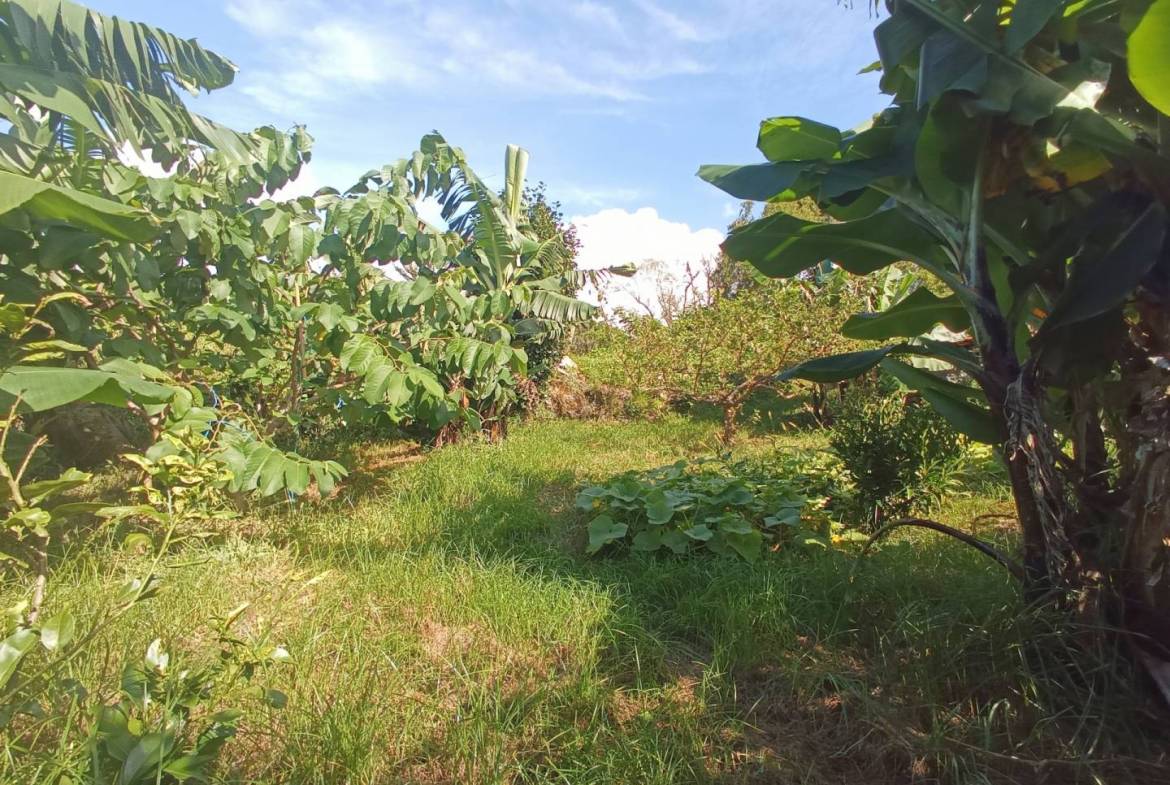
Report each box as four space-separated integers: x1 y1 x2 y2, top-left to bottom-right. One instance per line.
702 0 1170 693
516 182 583 389
0 0 599 482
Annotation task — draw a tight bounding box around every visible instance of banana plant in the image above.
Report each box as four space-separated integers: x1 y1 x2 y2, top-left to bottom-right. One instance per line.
703 0 1170 697
0 0 269 167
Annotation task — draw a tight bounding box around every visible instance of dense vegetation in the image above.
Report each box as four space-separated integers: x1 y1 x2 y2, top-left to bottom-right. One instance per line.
1 0 1169 782
706 0 1170 698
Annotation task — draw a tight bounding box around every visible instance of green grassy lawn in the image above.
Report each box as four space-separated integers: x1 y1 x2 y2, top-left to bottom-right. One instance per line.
5 416 1162 784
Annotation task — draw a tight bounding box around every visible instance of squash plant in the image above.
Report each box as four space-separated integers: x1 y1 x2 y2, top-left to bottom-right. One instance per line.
702 0 1170 695
578 452 857 561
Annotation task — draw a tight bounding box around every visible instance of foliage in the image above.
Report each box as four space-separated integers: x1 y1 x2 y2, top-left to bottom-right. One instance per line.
576 451 863 562
702 0 1170 692
0 0 596 497
516 183 583 391
2 613 288 784
829 388 965 527
0 401 288 782
604 276 866 442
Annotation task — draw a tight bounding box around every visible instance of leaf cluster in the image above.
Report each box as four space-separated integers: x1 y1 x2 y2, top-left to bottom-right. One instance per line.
577 451 862 562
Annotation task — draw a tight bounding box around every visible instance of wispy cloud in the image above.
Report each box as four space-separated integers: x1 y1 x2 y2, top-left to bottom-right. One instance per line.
560 184 645 209
635 0 712 42
221 0 752 117
568 1 624 35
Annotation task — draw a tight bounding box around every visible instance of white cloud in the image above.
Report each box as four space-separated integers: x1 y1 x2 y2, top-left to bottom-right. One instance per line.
571 207 723 319
635 0 711 42
226 2 434 115
117 142 176 178
269 164 321 200
560 184 644 209
224 0 295 37
569 1 623 34
221 0 733 117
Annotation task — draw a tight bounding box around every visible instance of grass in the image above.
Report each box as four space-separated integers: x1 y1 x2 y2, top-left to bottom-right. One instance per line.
4 415 1167 783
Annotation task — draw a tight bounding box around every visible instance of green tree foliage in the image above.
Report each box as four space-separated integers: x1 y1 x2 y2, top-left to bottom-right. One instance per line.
607 274 866 443
0 1 597 775
702 0 1170 694
0 2 596 467
829 387 964 527
517 182 583 389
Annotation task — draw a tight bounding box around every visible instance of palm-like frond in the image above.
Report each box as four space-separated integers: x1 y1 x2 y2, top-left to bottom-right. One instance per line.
525 288 597 322
0 0 263 165
470 184 520 288
503 143 528 222
1 0 236 99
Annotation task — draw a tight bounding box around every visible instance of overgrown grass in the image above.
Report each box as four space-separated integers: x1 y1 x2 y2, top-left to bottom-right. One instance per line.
4 416 1167 783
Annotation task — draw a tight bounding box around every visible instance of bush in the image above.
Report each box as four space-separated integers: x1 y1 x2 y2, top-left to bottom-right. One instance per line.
576 451 864 562
829 389 965 528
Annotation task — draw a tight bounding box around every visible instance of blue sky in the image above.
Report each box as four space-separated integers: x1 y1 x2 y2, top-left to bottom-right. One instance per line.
91 0 889 311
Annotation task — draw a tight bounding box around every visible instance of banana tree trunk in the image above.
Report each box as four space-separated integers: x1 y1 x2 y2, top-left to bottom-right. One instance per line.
1117 303 1170 698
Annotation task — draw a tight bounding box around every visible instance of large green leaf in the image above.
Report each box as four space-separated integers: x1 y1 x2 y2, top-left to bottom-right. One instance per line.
1129 0 1170 114
880 358 1000 443
879 356 983 402
874 3 935 73
471 186 518 280
0 62 105 136
756 117 840 162
0 2 266 164
777 346 900 383
915 102 982 216
2 0 237 97
503 143 528 221
696 162 808 202
586 515 627 554
921 389 1002 443
527 289 596 322
917 28 987 108
0 366 176 412
1038 203 1167 335
1005 0 1067 53
0 171 154 241
842 287 969 340
0 628 37 689
723 208 945 279
644 489 675 525
905 338 985 378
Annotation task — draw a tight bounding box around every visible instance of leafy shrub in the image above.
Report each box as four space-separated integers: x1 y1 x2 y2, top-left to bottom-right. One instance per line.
576 452 863 562
0 404 287 783
2 615 288 784
829 390 965 528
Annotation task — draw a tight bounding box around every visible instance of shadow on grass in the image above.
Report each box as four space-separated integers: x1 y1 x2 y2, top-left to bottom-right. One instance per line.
256 422 1169 785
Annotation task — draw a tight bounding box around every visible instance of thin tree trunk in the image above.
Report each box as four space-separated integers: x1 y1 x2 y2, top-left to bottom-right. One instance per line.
721 401 740 446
